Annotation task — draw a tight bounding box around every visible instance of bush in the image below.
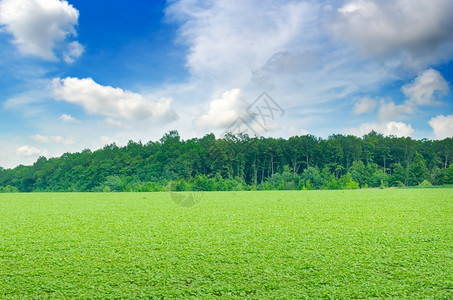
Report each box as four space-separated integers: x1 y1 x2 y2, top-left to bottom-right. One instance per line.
191 175 216 191
338 173 360 189
301 167 323 189
369 170 388 188
0 185 19 193
324 177 340 190
418 180 432 187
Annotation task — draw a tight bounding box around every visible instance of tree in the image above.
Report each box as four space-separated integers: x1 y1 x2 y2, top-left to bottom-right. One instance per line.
369 169 388 188
1 131 451 192
301 167 323 189
390 163 406 187
444 164 453 184
408 152 428 186
349 161 366 187
338 173 360 189
430 166 445 185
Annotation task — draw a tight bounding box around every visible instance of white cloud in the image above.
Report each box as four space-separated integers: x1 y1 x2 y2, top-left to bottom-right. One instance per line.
429 114 453 139
384 121 414 137
332 0 453 66
15 145 42 157
166 0 317 81
31 134 74 145
344 121 414 137
377 99 414 121
377 69 449 121
0 0 83 61
63 41 84 63
194 88 247 129
402 68 449 106
352 97 377 115
51 77 178 122
165 0 453 141
59 114 78 123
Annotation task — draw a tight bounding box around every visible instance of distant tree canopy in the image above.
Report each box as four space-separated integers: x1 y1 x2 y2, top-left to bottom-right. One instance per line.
1 131 452 192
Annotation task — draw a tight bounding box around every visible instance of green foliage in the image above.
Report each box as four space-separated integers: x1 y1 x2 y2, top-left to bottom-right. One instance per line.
1 131 452 192
102 175 125 192
1 190 452 298
369 169 389 188
338 173 360 189
0 185 19 193
170 179 190 191
324 177 340 190
349 161 366 187
301 167 323 189
444 164 453 184
418 180 432 187
429 166 445 185
191 175 215 191
390 163 406 187
408 152 429 186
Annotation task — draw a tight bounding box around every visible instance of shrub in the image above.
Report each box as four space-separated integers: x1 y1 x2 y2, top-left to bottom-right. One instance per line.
418 180 432 187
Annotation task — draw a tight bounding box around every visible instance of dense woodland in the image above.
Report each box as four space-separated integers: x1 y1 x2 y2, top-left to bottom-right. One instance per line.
1 130 453 192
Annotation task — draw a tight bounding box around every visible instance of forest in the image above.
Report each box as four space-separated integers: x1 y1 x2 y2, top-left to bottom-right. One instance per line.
1 130 453 192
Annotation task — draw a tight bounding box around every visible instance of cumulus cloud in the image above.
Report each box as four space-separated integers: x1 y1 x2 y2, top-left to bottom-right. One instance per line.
194 88 247 129
402 68 449 106
31 134 74 145
51 77 178 122
15 145 42 157
352 97 377 115
0 0 83 61
331 0 453 66
59 114 78 123
344 121 414 137
429 114 453 139
377 69 449 121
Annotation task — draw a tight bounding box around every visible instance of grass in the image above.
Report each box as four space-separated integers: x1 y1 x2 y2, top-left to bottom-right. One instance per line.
0 189 452 298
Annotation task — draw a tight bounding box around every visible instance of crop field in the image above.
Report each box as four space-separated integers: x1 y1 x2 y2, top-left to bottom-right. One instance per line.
0 189 452 298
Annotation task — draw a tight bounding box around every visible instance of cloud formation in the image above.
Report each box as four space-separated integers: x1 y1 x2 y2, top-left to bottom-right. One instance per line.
194 88 247 129
402 68 449 106
332 0 453 67
51 77 178 123
63 41 84 63
0 0 83 62
377 99 414 121
344 121 414 138
15 145 42 157
31 134 74 145
377 69 449 121
166 0 317 81
59 114 78 123
352 97 377 115
429 114 453 139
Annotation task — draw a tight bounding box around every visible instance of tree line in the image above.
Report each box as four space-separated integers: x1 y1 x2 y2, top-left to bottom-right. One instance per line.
1 130 453 192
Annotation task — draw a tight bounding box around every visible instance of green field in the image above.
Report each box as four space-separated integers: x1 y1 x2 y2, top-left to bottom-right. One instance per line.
1 190 452 298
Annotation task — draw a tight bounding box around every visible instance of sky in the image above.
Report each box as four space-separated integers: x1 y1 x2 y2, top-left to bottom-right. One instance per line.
0 0 453 169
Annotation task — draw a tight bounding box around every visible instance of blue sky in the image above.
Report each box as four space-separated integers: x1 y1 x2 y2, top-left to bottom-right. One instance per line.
1 0 453 168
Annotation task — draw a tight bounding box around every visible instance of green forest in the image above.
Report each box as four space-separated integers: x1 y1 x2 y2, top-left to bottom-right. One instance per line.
1 131 453 192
